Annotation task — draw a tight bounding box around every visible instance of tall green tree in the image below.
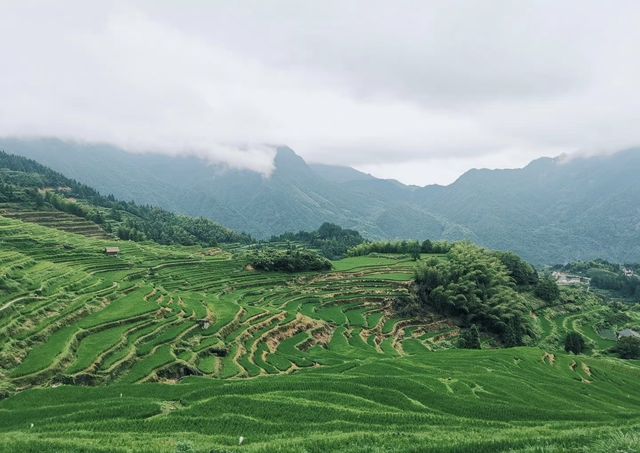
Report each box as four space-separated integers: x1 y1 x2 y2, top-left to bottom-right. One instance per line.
459 324 481 349
564 331 586 354
535 277 560 302
614 336 640 359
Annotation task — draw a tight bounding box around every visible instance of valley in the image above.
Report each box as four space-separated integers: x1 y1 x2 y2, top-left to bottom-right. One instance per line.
3 4 640 451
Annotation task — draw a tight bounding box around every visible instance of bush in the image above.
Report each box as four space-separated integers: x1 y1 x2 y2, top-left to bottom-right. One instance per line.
175 440 194 453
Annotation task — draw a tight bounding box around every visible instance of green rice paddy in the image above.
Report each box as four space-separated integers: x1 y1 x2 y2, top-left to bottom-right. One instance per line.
1 215 639 452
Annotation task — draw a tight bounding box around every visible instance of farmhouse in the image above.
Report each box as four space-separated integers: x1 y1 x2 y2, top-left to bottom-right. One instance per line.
618 328 640 339
104 247 120 256
622 268 635 277
552 271 590 286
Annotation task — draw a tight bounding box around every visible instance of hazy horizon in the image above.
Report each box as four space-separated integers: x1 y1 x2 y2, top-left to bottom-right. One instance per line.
0 134 598 187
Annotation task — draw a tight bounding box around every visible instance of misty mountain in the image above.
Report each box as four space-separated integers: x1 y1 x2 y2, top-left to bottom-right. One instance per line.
2 137 639 264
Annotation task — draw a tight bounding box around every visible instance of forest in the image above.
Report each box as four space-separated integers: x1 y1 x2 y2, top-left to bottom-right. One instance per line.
0 151 250 246
407 243 538 346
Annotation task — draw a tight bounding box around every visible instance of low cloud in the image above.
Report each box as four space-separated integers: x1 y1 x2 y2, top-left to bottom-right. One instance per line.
1 1 639 184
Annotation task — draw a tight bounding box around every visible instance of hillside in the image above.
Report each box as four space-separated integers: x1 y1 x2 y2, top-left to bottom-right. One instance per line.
0 150 250 247
3 138 640 264
0 215 639 451
412 151 640 264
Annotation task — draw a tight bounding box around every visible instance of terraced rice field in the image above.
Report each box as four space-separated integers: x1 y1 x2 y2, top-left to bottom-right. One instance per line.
1 215 640 452
0 216 454 389
0 203 111 239
533 302 626 353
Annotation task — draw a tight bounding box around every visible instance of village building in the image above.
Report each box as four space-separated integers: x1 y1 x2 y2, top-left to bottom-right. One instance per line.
552 271 590 286
104 247 120 256
617 328 640 339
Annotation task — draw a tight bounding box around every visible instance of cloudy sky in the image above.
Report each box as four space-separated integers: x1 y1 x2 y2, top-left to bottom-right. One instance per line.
1 1 640 185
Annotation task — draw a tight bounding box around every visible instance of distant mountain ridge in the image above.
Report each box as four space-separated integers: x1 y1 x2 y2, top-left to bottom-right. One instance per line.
2 137 639 264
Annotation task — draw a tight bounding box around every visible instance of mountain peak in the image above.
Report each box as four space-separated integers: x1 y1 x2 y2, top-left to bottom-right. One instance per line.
275 145 301 159
273 146 310 173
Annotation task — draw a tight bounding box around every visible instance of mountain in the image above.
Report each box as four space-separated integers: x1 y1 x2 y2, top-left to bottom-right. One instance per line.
2 137 640 264
411 152 640 263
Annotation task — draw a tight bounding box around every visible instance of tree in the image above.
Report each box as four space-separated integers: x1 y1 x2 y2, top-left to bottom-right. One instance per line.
421 239 433 253
503 316 525 347
535 277 560 302
409 242 421 261
458 324 481 349
614 336 640 359
496 251 538 286
564 331 586 354
270 223 363 259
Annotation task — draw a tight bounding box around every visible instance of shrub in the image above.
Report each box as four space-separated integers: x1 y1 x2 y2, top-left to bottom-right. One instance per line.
175 440 194 453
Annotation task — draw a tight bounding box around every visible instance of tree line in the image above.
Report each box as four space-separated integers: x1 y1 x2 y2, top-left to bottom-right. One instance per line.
348 239 453 259
269 222 364 259
249 247 332 272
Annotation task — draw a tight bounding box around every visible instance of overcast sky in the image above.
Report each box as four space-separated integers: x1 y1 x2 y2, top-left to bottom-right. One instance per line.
1 1 640 185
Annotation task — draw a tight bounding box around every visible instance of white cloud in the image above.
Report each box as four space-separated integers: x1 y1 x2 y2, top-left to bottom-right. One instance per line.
1 0 640 183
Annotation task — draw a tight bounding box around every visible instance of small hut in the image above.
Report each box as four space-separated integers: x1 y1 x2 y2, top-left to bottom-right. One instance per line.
618 329 640 339
104 247 120 256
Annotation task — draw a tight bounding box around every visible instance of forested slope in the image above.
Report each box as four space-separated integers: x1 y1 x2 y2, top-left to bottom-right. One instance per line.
0 151 250 246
